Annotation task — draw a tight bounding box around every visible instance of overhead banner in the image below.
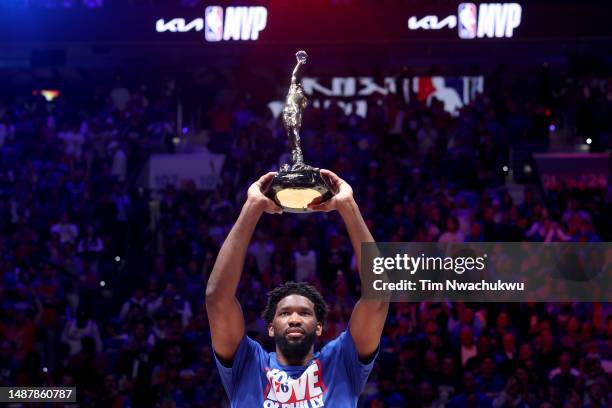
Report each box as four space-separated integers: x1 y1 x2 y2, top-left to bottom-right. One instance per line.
0 2 611 45
534 153 610 190
268 75 484 118
146 153 225 190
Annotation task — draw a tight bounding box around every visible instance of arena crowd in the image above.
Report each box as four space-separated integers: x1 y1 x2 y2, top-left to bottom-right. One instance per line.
0 68 610 406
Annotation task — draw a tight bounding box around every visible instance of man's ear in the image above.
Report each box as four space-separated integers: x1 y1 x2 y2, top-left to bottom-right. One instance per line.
268 324 274 338
316 322 323 337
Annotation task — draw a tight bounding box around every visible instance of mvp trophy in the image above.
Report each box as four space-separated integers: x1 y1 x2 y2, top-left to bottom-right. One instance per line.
266 51 333 212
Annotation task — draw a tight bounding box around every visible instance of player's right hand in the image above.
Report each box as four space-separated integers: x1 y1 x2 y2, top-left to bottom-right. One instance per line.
247 172 283 214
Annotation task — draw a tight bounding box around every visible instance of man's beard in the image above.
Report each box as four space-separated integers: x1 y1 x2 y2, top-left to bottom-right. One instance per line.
274 329 316 363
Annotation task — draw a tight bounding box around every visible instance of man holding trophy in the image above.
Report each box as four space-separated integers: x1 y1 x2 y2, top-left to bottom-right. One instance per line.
205 52 389 406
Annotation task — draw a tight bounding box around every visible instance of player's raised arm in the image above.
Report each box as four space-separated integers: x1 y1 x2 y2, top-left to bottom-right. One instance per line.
205 172 282 363
309 169 389 360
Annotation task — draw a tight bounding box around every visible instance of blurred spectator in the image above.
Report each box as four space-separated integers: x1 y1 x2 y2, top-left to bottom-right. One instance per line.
438 215 466 243
109 141 127 182
293 236 318 283
50 213 79 244
61 308 103 356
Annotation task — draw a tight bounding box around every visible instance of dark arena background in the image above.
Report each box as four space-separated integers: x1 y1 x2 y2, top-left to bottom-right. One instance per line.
0 0 611 407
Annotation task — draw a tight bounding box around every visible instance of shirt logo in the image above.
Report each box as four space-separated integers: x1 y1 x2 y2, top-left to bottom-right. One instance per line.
263 360 327 407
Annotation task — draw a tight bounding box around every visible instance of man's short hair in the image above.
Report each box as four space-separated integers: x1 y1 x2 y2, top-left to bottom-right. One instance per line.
262 282 328 326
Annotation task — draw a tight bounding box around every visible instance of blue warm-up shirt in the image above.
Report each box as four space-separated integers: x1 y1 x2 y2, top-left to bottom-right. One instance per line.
214 330 377 407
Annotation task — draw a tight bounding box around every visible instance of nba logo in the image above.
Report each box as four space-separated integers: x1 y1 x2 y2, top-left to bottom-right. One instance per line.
458 3 477 39
205 6 224 41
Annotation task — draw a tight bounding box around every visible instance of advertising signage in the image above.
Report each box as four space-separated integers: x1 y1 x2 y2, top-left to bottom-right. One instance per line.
534 153 610 191
408 3 522 39
0 2 610 46
267 75 484 119
155 6 268 41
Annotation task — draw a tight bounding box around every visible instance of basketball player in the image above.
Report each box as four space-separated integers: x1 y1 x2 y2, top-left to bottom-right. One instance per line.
206 169 389 407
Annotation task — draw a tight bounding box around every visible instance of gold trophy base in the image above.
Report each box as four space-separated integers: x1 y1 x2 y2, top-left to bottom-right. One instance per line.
276 188 323 210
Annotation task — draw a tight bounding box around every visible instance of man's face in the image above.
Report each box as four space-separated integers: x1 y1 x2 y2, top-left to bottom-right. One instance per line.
268 295 322 361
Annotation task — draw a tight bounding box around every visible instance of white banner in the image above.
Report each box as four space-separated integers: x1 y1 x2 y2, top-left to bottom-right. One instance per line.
147 153 225 190
268 75 484 118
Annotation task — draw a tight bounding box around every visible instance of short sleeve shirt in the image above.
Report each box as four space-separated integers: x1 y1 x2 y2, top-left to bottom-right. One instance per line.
215 330 377 407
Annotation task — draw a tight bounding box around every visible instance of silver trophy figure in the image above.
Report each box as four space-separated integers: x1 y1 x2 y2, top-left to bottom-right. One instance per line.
281 50 309 171
266 51 332 213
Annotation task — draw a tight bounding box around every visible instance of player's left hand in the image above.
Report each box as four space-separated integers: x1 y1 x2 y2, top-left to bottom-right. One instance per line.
307 169 354 212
